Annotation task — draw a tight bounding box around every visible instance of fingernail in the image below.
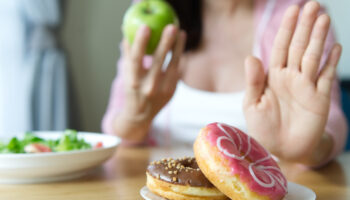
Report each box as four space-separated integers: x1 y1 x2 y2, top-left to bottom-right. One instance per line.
287 5 299 16
334 44 342 54
165 24 177 36
305 1 320 13
138 24 150 36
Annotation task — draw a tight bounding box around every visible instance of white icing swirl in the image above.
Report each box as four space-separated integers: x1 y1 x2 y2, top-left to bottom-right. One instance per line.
215 123 287 192
217 123 251 160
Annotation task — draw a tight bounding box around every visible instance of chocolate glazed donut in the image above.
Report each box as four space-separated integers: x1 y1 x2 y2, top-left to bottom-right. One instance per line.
146 157 227 200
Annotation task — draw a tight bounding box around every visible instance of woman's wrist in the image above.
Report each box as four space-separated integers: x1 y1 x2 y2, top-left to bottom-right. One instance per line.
112 109 154 143
299 132 334 167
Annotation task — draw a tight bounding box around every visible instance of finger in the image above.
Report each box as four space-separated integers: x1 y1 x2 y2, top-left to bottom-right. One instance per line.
130 25 150 71
165 31 186 76
150 25 178 77
270 5 299 69
122 39 131 58
288 1 320 70
317 44 342 96
123 38 134 81
244 56 266 107
162 31 186 90
162 68 181 95
302 14 331 81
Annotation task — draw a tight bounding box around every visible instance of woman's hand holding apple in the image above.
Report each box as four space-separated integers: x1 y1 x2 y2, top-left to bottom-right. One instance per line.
114 25 186 143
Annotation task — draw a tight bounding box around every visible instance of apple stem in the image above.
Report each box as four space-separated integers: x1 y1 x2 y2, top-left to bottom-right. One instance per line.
145 0 151 14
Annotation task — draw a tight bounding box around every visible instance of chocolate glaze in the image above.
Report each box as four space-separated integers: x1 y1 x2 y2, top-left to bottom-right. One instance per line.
147 157 214 188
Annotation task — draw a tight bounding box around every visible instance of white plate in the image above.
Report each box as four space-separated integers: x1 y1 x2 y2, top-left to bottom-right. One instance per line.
140 182 316 200
0 131 120 184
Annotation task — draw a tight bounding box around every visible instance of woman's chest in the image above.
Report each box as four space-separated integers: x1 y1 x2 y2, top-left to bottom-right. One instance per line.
180 51 248 93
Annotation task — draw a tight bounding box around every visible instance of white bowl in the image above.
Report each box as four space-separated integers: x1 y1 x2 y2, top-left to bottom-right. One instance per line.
0 131 120 184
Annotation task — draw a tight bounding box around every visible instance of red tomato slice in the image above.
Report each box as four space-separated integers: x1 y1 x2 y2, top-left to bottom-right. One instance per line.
33 143 52 152
94 142 103 148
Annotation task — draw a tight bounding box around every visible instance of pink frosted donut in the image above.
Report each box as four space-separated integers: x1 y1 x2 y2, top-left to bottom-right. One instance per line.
194 122 287 200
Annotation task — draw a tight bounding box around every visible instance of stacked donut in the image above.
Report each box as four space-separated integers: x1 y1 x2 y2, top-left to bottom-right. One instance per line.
146 122 288 200
146 157 227 200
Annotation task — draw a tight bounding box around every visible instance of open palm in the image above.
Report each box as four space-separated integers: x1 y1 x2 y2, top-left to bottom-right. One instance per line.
243 1 342 163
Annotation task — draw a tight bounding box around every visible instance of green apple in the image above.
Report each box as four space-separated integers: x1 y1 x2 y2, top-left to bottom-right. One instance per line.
122 0 179 55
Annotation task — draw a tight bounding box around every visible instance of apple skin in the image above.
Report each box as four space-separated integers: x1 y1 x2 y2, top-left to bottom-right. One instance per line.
122 0 179 55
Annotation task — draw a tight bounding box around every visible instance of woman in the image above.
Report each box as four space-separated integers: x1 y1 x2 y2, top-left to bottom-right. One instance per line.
102 0 348 167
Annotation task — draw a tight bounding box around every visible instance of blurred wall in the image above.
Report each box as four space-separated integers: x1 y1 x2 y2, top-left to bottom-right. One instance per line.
59 0 131 132
318 0 350 79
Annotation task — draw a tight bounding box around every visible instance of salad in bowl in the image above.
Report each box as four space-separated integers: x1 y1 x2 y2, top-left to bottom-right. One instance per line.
0 130 120 184
0 130 102 154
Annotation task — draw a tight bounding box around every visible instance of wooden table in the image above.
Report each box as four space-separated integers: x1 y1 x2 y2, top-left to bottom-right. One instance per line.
0 146 349 200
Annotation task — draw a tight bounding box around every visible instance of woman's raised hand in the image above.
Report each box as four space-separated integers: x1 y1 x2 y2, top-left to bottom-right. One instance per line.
116 25 186 142
243 1 342 165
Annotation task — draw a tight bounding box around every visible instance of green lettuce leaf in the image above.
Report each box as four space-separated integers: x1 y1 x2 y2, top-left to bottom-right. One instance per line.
0 141 5 153
6 137 24 153
54 130 91 152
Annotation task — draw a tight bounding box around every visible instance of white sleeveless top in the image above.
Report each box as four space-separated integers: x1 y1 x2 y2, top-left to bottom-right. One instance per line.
150 81 246 147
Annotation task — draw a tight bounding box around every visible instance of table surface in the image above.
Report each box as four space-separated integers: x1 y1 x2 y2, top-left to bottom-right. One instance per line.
0 146 349 200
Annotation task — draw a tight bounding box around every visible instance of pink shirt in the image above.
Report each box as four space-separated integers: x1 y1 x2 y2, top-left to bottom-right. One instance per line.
102 0 348 165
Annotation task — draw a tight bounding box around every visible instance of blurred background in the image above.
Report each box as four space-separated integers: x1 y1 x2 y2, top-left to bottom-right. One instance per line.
59 0 130 132
0 0 349 135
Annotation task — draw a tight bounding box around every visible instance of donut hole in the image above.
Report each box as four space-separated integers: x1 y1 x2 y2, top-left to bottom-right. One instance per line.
181 158 199 170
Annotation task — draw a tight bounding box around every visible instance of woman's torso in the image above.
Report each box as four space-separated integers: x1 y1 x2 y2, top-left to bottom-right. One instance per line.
150 2 256 146
147 0 286 146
